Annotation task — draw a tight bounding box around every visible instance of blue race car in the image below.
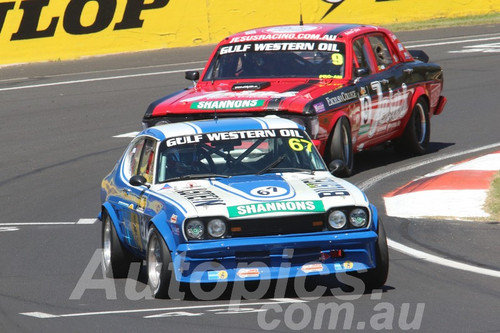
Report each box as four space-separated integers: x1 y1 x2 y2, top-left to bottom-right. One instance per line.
100 116 388 298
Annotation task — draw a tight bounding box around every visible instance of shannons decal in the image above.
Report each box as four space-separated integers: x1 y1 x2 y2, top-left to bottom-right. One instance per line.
181 90 297 103
227 200 324 217
191 100 264 110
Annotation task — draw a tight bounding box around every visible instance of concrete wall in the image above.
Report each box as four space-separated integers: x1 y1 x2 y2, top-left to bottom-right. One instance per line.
0 0 498 65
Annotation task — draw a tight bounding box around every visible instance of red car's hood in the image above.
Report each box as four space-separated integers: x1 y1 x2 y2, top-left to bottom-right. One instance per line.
148 79 344 117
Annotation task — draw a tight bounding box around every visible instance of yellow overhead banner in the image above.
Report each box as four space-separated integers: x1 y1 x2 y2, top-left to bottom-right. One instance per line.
0 0 498 65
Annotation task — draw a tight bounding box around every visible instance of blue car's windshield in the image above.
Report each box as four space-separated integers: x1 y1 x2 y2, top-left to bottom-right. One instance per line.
156 128 327 183
204 41 346 80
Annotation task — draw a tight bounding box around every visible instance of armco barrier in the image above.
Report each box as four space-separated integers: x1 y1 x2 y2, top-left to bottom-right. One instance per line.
0 0 498 66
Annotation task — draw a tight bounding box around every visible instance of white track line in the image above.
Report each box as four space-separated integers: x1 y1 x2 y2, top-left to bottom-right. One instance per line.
20 298 306 319
388 239 500 278
407 35 500 48
0 68 203 92
0 219 98 226
357 142 500 279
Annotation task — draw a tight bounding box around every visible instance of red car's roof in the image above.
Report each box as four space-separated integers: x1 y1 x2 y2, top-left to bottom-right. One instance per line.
222 23 389 44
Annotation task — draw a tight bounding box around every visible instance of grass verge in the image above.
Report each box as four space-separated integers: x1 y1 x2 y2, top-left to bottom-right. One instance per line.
385 12 500 32
485 171 500 222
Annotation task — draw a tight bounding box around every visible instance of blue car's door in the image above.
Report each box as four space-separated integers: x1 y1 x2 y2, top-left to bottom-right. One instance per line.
118 137 156 254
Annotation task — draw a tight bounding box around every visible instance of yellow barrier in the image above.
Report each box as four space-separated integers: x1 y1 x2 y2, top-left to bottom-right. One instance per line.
0 0 498 65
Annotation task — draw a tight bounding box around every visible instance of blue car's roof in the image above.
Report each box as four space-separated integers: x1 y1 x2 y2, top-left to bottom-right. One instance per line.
140 116 303 141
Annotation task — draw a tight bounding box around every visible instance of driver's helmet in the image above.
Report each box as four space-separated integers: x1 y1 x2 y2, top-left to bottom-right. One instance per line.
165 145 205 177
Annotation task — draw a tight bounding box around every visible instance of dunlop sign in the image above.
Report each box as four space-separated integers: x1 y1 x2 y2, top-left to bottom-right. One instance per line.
0 0 169 39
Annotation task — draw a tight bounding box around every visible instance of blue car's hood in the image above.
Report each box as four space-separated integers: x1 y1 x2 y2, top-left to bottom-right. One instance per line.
155 172 368 219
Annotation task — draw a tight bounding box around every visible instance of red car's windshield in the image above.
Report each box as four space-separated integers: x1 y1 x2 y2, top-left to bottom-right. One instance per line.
204 41 346 80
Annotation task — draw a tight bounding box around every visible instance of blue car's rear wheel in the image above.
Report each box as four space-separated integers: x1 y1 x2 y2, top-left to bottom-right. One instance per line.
147 226 173 298
102 213 131 278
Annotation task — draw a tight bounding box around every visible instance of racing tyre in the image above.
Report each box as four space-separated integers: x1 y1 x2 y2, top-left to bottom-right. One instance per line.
147 226 173 299
358 219 389 291
395 97 430 155
102 213 132 278
325 117 354 177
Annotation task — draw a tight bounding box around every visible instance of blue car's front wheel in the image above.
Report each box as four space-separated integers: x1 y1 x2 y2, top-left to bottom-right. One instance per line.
147 226 173 298
357 219 389 290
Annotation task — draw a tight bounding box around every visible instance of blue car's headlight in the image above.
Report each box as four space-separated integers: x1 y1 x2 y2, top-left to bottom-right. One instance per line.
328 210 347 229
185 217 228 240
207 218 227 238
326 207 370 230
185 219 205 240
350 208 368 228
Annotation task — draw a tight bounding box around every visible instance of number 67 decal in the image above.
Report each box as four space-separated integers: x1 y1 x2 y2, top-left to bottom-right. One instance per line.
250 186 287 197
288 138 312 152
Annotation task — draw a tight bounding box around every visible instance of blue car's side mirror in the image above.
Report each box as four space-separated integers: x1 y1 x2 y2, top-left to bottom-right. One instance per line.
129 175 150 188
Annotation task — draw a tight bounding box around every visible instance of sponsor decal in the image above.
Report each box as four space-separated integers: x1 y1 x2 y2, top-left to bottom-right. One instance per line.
343 261 354 269
237 268 260 278
176 189 224 206
208 270 228 281
319 74 342 79
313 102 326 113
334 263 342 270
190 99 264 110
303 179 350 197
130 213 143 250
359 82 411 138
229 33 338 43
344 27 362 36
266 25 319 34
170 214 178 223
139 197 147 210
165 129 303 147
1 0 169 40
232 82 270 91
151 201 163 214
325 90 358 106
227 200 324 217
222 42 341 53
301 263 324 273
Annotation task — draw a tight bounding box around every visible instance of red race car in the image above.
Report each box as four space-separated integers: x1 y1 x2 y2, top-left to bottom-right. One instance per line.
142 24 446 176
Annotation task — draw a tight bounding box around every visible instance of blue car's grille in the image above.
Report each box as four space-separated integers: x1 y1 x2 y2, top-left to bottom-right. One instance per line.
229 214 325 238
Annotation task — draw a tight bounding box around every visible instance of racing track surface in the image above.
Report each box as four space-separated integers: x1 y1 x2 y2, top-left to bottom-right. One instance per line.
1 24 499 332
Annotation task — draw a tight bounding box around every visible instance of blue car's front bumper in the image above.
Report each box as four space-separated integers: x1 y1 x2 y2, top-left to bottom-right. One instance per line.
170 229 378 283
